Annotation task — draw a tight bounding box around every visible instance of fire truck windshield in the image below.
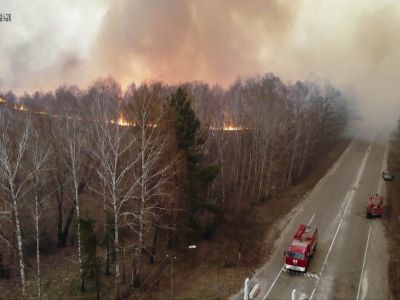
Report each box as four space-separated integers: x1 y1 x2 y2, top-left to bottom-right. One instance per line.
287 251 305 260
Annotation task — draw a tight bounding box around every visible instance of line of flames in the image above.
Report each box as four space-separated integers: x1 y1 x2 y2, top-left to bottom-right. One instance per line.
1 97 245 130
210 124 246 131
1 97 133 127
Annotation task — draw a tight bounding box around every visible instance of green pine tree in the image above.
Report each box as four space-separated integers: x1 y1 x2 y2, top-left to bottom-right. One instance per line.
170 87 219 238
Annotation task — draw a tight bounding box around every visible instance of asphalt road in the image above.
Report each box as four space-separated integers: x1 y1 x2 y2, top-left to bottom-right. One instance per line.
231 135 389 300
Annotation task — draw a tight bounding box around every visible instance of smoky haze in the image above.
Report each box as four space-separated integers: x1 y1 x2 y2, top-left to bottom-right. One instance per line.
92 0 300 87
0 0 399 130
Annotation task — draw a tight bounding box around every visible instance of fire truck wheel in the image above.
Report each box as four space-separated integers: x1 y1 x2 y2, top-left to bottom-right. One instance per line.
367 213 372 219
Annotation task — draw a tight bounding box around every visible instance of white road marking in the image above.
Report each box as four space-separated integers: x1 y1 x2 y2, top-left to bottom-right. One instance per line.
310 286 317 299
322 215 344 272
262 267 283 300
310 142 372 300
308 214 315 225
361 270 369 300
357 224 372 300
282 268 320 279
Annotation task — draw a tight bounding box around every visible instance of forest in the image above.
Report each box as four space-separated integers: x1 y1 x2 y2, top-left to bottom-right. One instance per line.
0 73 349 299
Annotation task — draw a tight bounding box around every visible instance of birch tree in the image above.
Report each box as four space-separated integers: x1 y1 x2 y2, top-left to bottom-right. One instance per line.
89 86 138 298
62 115 87 291
125 84 174 287
30 128 50 300
0 110 32 297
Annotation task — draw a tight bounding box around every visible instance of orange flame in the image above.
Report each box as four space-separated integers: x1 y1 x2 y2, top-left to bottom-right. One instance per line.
13 103 48 115
13 103 29 111
210 123 245 131
111 114 135 127
222 124 244 131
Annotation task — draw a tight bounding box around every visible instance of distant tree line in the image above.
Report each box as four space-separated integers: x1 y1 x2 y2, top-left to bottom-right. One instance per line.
0 73 348 298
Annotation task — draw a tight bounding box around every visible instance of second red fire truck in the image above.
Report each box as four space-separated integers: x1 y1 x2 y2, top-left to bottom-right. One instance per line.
366 193 384 218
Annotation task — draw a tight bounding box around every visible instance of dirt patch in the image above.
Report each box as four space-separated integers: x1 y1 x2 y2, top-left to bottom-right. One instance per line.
383 141 400 300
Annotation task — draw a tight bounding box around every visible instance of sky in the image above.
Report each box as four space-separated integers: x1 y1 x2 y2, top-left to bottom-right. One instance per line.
1 0 400 129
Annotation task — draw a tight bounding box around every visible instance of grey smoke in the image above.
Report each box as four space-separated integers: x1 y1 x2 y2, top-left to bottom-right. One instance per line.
0 0 399 130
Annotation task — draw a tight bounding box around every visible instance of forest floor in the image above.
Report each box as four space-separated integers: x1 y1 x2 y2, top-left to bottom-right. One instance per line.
0 139 350 300
383 139 400 300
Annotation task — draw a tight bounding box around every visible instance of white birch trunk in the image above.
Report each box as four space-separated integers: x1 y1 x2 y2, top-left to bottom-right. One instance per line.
67 120 84 291
73 177 83 291
14 197 26 297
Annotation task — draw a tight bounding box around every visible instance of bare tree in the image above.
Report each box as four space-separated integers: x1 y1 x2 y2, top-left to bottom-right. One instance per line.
0 110 32 297
48 87 81 248
62 114 87 291
125 84 174 287
89 90 138 298
30 128 50 300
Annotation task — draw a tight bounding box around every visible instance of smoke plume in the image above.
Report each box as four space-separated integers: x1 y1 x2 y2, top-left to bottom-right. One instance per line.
1 0 400 130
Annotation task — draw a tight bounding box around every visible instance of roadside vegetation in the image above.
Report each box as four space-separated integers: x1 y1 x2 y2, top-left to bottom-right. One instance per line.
384 122 400 300
0 74 349 299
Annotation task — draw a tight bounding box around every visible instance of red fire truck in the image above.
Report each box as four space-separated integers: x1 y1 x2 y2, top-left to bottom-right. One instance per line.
366 193 384 218
284 224 318 272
